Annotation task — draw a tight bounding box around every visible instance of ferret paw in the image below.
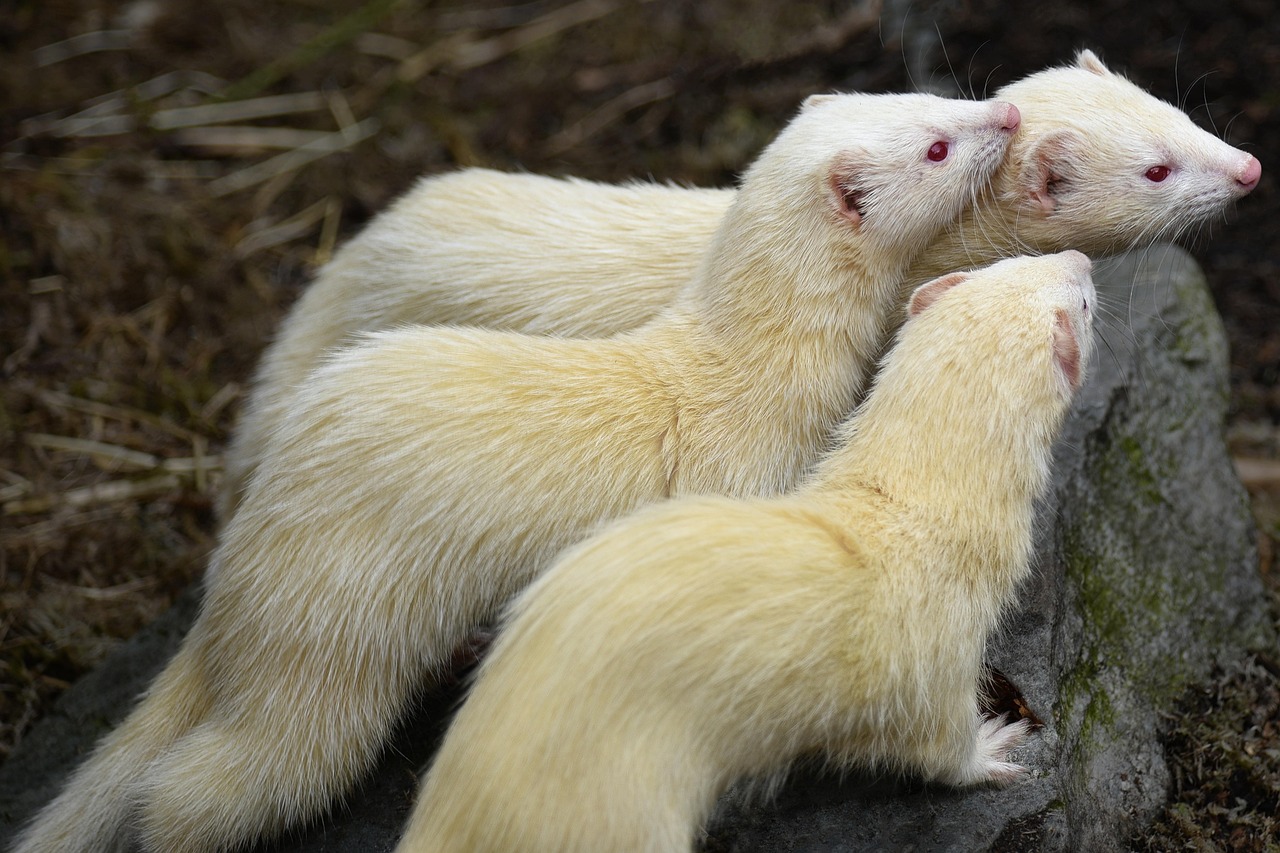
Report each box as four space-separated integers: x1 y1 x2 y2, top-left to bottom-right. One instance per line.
964 715 1032 786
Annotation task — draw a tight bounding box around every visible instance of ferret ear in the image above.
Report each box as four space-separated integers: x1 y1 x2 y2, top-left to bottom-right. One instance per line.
908 272 970 317
1052 307 1083 391
1075 49 1110 76
803 93 837 111
1022 129 1084 215
828 156 867 228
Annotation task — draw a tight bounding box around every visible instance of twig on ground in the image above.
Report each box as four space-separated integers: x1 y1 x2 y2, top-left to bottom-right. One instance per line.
34 30 136 67
170 126 335 153
22 434 222 478
21 385 208 443
25 434 162 472
207 117 379 197
18 71 225 138
315 197 344 266
233 197 335 258
200 382 242 425
150 92 329 130
3 475 183 516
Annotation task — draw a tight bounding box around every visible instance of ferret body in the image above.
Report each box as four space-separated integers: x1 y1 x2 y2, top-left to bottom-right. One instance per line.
398 250 1096 853
219 48 1261 519
13 93 1019 853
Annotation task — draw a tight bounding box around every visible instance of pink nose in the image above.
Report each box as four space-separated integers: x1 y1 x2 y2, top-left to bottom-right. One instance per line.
999 103 1021 133
1238 154 1262 192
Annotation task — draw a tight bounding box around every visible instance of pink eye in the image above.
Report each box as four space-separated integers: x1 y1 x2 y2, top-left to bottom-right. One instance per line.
927 141 949 162
1145 165 1171 183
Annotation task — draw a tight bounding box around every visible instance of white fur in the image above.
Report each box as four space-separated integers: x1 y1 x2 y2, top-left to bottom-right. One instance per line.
219 48 1260 519
12 92 1017 853
396 251 1096 852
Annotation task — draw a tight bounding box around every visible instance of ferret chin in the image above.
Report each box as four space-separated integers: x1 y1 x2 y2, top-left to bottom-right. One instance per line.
397 250 1097 853
220 48 1259 521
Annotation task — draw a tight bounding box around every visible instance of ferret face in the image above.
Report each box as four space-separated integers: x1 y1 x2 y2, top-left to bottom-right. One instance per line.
998 49 1261 256
749 93 1020 256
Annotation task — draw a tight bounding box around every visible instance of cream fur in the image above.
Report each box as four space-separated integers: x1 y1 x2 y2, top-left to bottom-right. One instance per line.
219 48 1260 519
13 92 1017 853
396 250 1096 853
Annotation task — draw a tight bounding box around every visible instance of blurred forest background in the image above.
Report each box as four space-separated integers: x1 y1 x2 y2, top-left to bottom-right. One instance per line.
1 0 1278 847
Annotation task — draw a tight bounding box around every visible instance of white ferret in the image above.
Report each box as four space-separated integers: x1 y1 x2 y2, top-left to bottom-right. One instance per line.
219 48 1260 518
397 249 1096 853
13 93 1019 853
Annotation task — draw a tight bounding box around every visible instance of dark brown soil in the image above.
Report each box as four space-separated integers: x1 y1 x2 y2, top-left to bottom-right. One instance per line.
1 0 1277 846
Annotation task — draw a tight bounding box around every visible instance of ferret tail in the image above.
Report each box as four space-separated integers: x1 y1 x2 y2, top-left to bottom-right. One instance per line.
8 642 212 853
129 615 437 852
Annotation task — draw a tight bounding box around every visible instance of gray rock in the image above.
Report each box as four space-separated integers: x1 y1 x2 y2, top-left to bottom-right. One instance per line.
0 245 1273 851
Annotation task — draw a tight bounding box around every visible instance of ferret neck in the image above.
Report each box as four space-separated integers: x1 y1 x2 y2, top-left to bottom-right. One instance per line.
672 188 907 380
641 188 914 495
809 350 1058 575
899 169 1031 291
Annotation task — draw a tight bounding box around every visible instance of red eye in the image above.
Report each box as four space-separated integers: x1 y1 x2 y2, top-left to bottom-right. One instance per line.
927 141 949 162
1145 165 1170 183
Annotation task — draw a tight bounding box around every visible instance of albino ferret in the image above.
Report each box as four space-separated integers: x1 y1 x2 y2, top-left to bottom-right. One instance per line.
13 93 1019 853
397 250 1096 852
219 48 1261 518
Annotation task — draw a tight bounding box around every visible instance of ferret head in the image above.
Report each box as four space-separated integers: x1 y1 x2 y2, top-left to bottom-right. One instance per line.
905 250 1095 411
994 49 1261 256
840 251 1095 511
726 92 1021 283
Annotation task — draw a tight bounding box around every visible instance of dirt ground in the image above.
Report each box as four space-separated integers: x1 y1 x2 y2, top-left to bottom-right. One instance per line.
2 0 1278 847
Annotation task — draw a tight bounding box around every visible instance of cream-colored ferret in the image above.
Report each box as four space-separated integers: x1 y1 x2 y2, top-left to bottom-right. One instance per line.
397 249 1096 853
13 93 1020 853
219 48 1260 518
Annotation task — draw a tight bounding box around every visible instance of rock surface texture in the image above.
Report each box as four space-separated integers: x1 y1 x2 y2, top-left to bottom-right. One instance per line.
0 245 1272 851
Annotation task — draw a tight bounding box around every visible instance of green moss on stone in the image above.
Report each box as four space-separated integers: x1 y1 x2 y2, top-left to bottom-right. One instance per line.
1055 404 1227 753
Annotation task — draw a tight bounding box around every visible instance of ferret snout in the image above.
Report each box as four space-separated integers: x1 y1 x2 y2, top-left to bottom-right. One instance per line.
994 102 1021 134
1064 252 1097 326
1078 269 1097 308
1044 250 1095 311
1064 250 1096 305
1237 154 1262 193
